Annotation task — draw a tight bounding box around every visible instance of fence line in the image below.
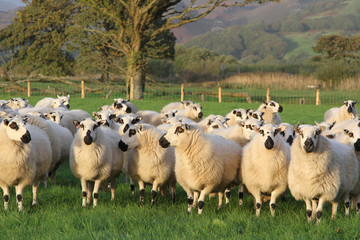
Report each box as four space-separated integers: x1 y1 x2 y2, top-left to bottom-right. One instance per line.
1 80 359 105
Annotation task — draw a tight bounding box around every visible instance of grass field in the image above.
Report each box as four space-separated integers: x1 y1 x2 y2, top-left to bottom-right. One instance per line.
0 98 359 239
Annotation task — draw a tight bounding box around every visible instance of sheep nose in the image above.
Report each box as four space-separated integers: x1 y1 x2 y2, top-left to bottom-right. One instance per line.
304 138 314 153
118 140 128 151
265 136 274 150
198 112 203 119
84 130 93 145
126 107 132 113
286 135 294 145
236 111 242 117
354 139 360 151
21 130 31 144
348 107 353 113
66 104 70 109
278 105 283 113
159 134 170 148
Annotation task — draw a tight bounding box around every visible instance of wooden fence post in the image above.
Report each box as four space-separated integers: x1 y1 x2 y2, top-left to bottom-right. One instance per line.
218 87 222 103
130 77 134 100
266 88 270 102
181 84 184 102
316 89 320 105
27 81 31 97
81 81 85 99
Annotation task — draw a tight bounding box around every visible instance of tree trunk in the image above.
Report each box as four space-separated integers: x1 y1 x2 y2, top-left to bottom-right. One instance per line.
126 51 146 100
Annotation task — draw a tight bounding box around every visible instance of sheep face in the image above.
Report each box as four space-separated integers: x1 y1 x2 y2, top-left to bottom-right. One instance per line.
44 111 63 124
188 103 203 120
115 115 143 136
207 119 226 132
181 100 194 107
247 110 264 121
244 118 263 139
344 100 357 114
113 98 128 111
3 117 31 143
57 95 70 109
343 128 360 151
255 124 280 150
7 98 28 109
294 125 321 153
113 102 132 114
278 123 295 145
163 110 178 119
118 125 143 151
93 110 115 127
73 118 100 145
268 101 283 113
51 99 66 108
159 122 191 149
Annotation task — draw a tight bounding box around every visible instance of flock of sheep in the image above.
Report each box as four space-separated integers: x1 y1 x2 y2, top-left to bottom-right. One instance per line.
0 95 359 223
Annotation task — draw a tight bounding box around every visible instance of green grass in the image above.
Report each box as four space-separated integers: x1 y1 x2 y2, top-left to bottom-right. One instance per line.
0 98 359 239
281 32 318 60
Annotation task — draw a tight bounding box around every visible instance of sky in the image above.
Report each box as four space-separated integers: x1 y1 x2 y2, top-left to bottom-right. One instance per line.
0 0 26 8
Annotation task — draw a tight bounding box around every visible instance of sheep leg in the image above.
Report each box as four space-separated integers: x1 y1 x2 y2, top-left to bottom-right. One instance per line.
185 190 194 214
217 192 224 210
170 184 176 203
305 199 313 222
311 199 318 220
130 177 135 195
238 184 244 206
253 190 262 217
110 178 116 201
32 183 38 206
315 197 326 224
344 194 351 216
151 181 159 207
355 194 360 214
87 181 94 204
331 201 338 219
51 170 57 185
92 180 101 207
80 178 88 207
269 189 281 217
15 185 24 211
197 187 213 214
1 185 10 210
225 188 231 205
193 191 199 208
138 180 145 203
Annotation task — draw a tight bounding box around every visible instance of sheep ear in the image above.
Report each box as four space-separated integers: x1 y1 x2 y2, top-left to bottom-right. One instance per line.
293 124 300 133
253 126 260 132
139 124 144 131
73 120 80 128
314 121 319 126
98 107 103 111
184 123 190 131
3 119 9 126
67 95 70 98
109 114 116 120
278 125 286 132
92 112 98 117
161 118 167 124
329 121 336 130
354 101 357 105
207 119 212 126
225 118 230 122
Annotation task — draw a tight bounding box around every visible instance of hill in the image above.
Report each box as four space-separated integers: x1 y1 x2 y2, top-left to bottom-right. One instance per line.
179 0 360 64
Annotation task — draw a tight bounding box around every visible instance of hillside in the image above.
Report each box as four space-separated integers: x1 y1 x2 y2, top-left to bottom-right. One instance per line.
179 0 360 64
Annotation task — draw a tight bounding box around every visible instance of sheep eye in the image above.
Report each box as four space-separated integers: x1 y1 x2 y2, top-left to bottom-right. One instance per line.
259 130 264 136
165 114 169 118
232 110 236 114
349 133 354 138
131 119 137 124
172 113 175 117
253 114 258 118
129 129 136 137
175 126 184 134
270 103 275 107
212 125 219 129
119 119 124 124
9 122 19 130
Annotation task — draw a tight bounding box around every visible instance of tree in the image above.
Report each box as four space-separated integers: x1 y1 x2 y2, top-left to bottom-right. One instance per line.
78 0 280 100
0 0 76 76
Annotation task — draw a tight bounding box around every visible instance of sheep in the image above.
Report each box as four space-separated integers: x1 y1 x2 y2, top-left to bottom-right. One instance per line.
211 121 249 147
334 128 360 213
288 125 358 222
159 122 242 214
61 109 92 135
247 109 264 122
225 108 247 126
6 98 29 110
44 110 64 124
113 98 139 114
325 118 360 135
278 122 295 145
174 103 203 122
70 118 123 206
118 124 176 205
258 100 283 125
93 109 118 131
0 117 51 210
241 124 290 216
324 100 358 124
136 110 163 126
35 95 70 109
160 100 194 114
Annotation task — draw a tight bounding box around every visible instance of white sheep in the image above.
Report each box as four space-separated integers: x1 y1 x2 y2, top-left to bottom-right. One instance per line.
278 122 295 145
136 110 163 126
93 109 118 131
159 123 242 214
0 117 51 210
241 124 290 216
258 100 283 125
288 125 358 222
6 98 29 110
225 108 247 126
118 124 176 205
160 101 194 114
174 103 203 122
334 128 360 213
70 118 123 206
247 109 264 122
35 95 70 109
44 110 64 124
211 121 249 147
112 98 139 114
324 100 358 124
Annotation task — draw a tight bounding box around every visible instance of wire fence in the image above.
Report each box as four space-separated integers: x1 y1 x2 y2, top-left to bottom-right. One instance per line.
0 78 358 105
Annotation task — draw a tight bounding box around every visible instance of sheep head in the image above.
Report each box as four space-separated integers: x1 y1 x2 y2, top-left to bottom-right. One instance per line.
3 117 31 144
343 128 360 151
294 125 322 153
254 124 280 150
73 118 100 145
159 122 193 148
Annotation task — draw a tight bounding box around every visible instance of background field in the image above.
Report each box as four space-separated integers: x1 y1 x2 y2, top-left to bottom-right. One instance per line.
1 98 359 240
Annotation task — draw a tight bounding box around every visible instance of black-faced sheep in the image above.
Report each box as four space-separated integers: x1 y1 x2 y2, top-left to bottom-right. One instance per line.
159 123 242 214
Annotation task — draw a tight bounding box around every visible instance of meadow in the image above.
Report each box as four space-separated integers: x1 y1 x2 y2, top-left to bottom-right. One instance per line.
0 97 359 240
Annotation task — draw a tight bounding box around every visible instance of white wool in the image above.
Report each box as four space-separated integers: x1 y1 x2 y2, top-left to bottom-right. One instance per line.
324 100 358 124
